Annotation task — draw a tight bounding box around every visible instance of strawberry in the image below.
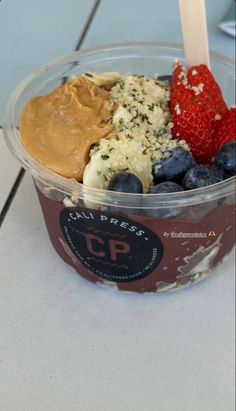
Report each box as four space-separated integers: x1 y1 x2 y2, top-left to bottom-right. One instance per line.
186 64 227 122
171 104 217 163
213 107 236 150
170 63 228 162
170 62 190 112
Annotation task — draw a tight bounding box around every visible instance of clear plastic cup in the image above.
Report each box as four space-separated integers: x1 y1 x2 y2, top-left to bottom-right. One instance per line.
3 43 236 293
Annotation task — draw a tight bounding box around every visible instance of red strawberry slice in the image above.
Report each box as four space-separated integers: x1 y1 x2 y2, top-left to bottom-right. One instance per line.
170 63 228 162
213 107 236 150
186 64 227 123
171 63 227 123
171 103 217 163
170 63 189 111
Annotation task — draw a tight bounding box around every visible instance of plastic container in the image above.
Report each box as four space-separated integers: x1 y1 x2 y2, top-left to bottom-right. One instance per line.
3 43 236 293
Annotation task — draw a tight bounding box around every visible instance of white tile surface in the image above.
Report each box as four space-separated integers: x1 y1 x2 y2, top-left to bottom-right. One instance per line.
0 0 96 121
0 174 235 411
0 129 20 213
82 0 235 59
0 1 235 409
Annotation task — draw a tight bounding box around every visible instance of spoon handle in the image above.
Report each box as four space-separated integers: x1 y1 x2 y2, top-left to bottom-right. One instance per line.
178 0 210 68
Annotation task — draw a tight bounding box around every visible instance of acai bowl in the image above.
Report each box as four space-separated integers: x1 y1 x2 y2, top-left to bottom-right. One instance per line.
3 43 235 293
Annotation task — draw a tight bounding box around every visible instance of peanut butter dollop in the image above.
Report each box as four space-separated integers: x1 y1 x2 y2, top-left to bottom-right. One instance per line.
20 76 112 180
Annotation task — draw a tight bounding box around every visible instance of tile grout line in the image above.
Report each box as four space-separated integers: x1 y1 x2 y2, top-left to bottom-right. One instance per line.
0 168 26 228
0 0 101 229
74 0 101 50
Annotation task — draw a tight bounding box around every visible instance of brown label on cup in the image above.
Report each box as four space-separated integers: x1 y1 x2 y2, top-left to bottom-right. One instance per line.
60 207 163 282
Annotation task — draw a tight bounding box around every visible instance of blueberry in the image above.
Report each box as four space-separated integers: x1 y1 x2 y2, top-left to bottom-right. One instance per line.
157 75 172 84
153 148 196 184
149 181 184 194
182 165 224 190
214 141 236 177
108 172 143 193
143 182 183 219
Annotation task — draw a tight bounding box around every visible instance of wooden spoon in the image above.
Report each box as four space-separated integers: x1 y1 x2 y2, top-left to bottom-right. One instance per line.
178 0 210 68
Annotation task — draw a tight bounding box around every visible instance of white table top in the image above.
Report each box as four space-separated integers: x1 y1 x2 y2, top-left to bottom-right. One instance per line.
0 1 235 410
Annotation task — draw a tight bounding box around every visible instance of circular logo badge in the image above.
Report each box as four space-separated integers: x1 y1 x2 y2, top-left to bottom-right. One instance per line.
60 207 163 282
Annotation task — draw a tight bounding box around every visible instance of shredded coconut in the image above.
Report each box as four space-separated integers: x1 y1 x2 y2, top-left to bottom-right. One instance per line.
191 83 204 95
178 72 185 79
174 103 181 115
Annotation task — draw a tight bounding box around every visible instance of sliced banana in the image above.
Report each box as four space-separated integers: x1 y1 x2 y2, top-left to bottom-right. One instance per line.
84 71 122 89
83 135 153 193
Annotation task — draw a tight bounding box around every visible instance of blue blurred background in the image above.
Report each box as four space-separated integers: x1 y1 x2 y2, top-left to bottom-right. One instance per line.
0 0 235 121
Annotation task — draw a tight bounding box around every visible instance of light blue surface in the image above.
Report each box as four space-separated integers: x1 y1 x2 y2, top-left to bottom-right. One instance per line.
82 0 235 58
0 0 95 122
0 0 235 122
